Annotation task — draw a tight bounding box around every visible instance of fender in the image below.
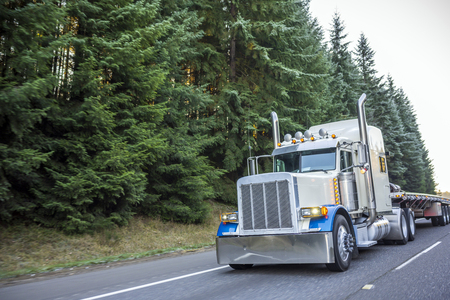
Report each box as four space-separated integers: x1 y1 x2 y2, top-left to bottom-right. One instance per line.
309 205 355 236
217 222 238 237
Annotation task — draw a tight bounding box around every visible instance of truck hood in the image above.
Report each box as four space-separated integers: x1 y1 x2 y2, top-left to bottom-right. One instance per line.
293 172 337 208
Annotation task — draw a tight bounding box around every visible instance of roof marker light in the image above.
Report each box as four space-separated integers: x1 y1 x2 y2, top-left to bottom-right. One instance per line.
304 130 312 139
295 131 303 140
319 128 327 137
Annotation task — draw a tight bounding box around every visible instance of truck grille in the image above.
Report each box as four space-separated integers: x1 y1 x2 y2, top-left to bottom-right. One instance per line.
240 180 293 231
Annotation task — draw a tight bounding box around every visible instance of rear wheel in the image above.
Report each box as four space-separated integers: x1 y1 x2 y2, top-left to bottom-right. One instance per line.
431 217 439 226
229 264 253 270
438 213 446 226
396 209 409 245
326 215 353 272
406 209 416 242
444 206 449 225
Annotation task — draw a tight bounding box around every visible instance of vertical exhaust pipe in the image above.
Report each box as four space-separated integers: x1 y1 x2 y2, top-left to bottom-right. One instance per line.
357 93 377 226
271 112 280 149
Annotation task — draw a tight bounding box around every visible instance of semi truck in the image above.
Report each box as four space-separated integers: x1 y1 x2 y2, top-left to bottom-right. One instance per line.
216 93 450 272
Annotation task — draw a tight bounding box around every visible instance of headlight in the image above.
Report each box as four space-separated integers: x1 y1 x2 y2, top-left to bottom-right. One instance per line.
221 212 238 223
301 206 328 218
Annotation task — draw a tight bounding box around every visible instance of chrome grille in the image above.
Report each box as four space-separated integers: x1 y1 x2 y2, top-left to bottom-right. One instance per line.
240 180 293 231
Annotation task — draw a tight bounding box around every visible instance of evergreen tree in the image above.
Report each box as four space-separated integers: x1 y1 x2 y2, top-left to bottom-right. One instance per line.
422 148 436 194
0 0 64 224
392 87 434 193
188 0 332 203
354 35 407 185
328 11 361 117
354 32 382 123
146 0 224 222
382 76 407 186
41 0 172 232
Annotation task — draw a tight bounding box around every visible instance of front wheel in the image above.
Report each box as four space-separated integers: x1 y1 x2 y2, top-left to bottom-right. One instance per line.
326 214 353 272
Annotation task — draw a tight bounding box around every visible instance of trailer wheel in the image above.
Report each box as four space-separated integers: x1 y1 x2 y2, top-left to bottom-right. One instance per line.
326 214 353 272
407 209 415 242
229 264 253 270
431 217 439 226
396 209 409 245
444 206 449 225
447 206 450 224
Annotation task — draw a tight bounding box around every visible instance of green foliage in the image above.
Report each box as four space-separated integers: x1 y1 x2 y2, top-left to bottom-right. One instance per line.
0 0 63 222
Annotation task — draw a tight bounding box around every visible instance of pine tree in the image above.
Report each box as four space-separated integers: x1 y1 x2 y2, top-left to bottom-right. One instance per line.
145 0 225 222
354 35 407 185
392 87 433 193
0 0 64 224
382 76 407 186
40 0 172 232
187 0 332 202
422 148 436 194
328 11 362 117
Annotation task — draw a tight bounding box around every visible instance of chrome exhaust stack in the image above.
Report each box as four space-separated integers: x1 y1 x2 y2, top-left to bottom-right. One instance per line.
271 112 280 149
357 93 377 226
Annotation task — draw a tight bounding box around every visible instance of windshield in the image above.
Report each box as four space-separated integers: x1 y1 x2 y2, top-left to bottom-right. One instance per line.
275 148 336 173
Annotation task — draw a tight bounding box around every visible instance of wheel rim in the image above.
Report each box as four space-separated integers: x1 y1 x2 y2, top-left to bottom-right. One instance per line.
401 214 408 238
337 225 350 261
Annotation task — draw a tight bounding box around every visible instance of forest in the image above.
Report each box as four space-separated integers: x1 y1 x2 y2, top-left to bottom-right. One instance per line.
0 0 436 233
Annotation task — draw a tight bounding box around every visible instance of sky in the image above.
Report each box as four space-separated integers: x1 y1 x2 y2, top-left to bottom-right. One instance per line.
309 0 450 193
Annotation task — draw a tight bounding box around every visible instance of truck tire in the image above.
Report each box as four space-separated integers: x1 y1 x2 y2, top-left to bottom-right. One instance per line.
444 206 449 225
326 214 353 272
438 213 446 226
442 206 447 224
396 209 409 245
406 209 416 242
229 264 253 270
431 217 439 226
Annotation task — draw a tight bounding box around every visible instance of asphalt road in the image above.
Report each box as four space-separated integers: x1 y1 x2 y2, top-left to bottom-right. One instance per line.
2 218 450 300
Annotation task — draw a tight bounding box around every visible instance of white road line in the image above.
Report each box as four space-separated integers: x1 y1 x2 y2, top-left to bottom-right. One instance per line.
80 266 229 300
395 241 442 270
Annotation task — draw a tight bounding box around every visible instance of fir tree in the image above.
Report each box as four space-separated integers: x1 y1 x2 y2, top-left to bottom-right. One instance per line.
147 0 225 222
392 87 434 193
189 0 332 201
0 0 64 224
328 11 361 117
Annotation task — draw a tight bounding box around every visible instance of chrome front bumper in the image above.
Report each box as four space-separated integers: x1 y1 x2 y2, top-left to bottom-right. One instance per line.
216 233 334 265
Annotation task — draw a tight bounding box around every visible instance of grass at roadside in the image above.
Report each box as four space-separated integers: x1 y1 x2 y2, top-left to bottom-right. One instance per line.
0 201 235 279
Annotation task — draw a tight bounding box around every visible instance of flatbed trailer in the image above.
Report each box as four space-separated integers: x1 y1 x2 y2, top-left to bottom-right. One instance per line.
391 192 450 225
